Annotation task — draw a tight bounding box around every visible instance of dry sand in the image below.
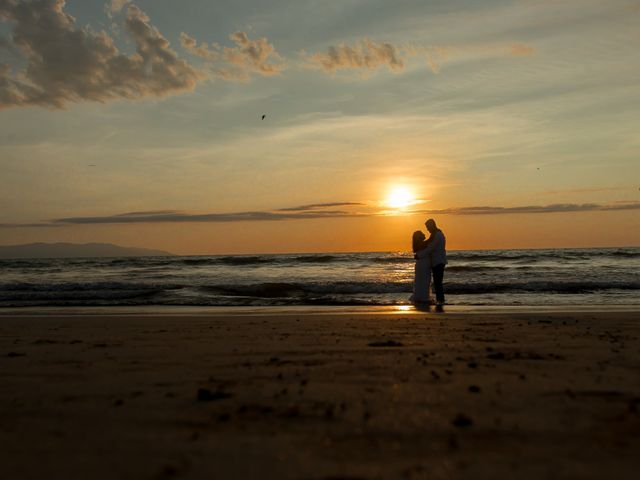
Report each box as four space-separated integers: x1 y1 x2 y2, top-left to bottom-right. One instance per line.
1 310 639 479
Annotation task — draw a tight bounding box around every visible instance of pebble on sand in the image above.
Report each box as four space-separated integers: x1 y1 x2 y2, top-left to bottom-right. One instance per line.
452 414 474 428
197 388 233 402
368 340 404 347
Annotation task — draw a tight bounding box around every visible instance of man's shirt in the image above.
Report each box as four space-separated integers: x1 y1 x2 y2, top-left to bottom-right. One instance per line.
417 230 447 266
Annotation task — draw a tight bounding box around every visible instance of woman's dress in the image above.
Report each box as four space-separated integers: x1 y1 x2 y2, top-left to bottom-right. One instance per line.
412 250 432 304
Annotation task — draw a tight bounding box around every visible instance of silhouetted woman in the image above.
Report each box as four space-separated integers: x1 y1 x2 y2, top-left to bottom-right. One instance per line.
410 230 432 304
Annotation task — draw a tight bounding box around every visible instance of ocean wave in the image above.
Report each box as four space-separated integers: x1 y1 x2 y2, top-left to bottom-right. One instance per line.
2 248 637 271
203 282 307 298
445 265 511 272
609 250 640 258
292 255 341 263
448 249 640 262
2 278 639 297
368 255 412 264
179 256 276 266
2 280 639 307
0 281 182 292
198 280 640 298
1 247 638 307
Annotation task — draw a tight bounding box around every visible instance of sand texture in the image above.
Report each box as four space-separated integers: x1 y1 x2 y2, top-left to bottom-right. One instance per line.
1 311 639 479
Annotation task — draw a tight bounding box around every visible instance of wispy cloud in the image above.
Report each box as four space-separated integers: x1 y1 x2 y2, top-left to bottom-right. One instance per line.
2 201 638 228
415 201 640 215
509 43 536 56
403 42 537 73
108 0 130 13
179 33 219 61
544 187 628 195
53 209 365 225
180 31 286 81
303 38 405 73
303 39 536 75
0 0 202 109
0 222 67 228
278 202 365 212
219 31 286 80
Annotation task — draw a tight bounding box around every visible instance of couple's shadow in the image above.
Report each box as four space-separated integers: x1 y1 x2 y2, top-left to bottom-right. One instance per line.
413 303 445 313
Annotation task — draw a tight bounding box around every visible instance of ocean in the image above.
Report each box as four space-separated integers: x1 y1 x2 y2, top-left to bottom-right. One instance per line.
0 248 638 308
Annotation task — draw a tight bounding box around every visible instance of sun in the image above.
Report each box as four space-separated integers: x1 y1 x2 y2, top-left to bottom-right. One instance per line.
385 186 416 210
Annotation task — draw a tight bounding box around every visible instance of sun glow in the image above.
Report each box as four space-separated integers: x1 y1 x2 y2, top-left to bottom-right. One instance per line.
385 186 416 210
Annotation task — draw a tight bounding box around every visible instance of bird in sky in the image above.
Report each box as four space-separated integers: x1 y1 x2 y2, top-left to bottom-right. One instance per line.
261 114 266 120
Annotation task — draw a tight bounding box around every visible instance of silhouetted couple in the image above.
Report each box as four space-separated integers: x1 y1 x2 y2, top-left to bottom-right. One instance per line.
411 219 447 306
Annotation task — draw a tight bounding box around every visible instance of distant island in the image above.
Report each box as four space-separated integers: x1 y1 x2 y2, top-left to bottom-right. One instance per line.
0 242 173 259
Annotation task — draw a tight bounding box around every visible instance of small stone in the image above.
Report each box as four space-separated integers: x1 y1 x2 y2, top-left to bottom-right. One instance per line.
368 340 403 347
197 388 232 402
161 465 178 477
487 352 506 360
452 414 473 428
284 406 299 418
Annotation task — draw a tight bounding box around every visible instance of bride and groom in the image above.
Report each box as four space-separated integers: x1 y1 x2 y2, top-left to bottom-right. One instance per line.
411 218 447 306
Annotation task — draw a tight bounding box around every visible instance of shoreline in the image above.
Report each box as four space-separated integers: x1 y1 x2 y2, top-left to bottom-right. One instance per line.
1 303 640 317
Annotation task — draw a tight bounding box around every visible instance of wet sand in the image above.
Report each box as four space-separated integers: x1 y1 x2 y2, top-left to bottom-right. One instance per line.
1 310 639 479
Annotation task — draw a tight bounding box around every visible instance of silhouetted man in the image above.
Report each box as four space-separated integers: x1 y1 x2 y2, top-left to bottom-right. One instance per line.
418 219 447 305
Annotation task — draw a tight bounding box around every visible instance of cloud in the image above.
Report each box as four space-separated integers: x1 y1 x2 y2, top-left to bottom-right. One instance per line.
109 0 130 13
400 44 448 73
415 201 640 216
0 0 203 109
304 38 405 74
179 30 286 81
544 187 627 195
111 210 182 217
52 209 364 225
179 32 219 61
0 222 67 228
2 201 638 228
509 43 536 56
303 39 536 75
221 31 286 79
278 202 365 212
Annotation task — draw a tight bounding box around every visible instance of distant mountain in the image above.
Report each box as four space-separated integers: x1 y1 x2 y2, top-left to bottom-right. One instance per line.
0 242 173 259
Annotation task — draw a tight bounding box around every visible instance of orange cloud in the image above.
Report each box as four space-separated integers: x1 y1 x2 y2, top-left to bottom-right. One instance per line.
304 39 405 73
180 31 286 81
304 40 536 75
2 201 639 228
509 43 536 56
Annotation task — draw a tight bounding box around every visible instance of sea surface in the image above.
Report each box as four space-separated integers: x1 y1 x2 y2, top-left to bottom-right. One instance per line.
0 248 638 308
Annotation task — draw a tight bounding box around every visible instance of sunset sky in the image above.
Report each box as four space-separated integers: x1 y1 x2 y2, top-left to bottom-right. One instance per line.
1 0 638 254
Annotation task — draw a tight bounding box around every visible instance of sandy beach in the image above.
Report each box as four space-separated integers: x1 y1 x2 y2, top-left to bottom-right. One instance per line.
1 309 639 479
